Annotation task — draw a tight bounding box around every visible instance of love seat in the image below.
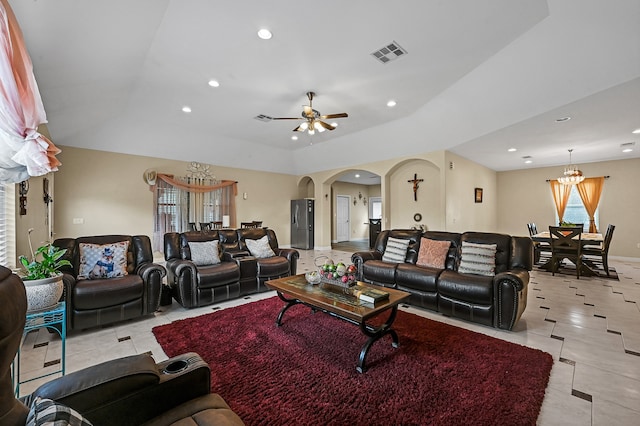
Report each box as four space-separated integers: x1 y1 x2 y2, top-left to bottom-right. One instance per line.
351 229 533 330
0 265 244 426
53 235 166 331
164 228 299 308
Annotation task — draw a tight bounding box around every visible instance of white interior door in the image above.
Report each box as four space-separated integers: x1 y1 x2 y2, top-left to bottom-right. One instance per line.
336 195 350 242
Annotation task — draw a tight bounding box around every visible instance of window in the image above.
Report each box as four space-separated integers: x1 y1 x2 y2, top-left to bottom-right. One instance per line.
152 177 236 252
556 185 598 231
369 197 382 219
0 183 16 268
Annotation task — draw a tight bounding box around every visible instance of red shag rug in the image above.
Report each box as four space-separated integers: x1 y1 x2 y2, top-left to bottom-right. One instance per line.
153 297 552 426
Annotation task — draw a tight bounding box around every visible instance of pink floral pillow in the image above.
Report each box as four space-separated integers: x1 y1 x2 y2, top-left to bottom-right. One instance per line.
416 238 451 269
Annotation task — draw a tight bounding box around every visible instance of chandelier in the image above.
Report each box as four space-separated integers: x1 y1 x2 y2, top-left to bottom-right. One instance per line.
557 149 585 185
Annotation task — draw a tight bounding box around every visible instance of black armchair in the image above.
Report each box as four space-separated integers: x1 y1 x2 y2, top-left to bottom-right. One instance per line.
53 235 166 331
0 266 244 426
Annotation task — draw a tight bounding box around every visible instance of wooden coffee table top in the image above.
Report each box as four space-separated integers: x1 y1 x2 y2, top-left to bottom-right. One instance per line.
266 274 410 323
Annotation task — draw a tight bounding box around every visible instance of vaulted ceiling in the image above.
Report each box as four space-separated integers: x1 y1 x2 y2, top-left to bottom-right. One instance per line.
10 0 640 176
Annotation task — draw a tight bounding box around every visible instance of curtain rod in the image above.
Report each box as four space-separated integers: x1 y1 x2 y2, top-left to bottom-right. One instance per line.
545 175 610 182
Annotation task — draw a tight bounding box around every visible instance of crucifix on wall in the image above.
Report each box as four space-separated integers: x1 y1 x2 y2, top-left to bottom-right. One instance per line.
407 173 424 201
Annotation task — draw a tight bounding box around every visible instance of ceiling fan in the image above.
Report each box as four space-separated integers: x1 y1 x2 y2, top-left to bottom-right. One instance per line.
267 92 348 135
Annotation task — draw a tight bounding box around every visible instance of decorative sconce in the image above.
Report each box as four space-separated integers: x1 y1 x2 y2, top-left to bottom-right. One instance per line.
354 192 367 206
19 180 29 215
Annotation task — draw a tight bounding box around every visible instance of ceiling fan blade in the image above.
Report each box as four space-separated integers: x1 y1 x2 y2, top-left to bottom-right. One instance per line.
321 112 348 119
316 120 336 131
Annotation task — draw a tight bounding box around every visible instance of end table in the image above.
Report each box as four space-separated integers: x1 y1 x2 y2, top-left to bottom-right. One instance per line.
12 301 66 397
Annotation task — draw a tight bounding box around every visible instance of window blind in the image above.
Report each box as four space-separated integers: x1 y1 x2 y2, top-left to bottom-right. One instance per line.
0 183 16 268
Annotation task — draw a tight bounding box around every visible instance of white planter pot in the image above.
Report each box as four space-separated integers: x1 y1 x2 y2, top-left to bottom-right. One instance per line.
23 274 64 312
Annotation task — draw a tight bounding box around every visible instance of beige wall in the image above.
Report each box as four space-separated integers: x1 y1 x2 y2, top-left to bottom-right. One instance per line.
445 152 498 233
43 147 299 257
497 157 640 258
15 147 638 262
14 174 53 264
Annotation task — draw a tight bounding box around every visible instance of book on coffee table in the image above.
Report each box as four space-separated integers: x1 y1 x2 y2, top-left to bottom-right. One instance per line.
351 285 389 304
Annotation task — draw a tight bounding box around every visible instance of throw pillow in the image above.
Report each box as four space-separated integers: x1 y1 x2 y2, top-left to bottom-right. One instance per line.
458 241 497 276
27 397 93 426
188 240 221 266
245 235 276 259
382 237 410 263
78 241 129 280
416 238 451 269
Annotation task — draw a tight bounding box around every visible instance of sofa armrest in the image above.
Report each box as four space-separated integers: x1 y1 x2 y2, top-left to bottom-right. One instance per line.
351 251 382 280
136 262 166 314
166 259 200 308
493 269 530 330
276 248 299 275
24 353 211 426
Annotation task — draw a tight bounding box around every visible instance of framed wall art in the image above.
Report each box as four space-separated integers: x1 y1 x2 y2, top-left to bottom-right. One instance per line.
474 188 483 203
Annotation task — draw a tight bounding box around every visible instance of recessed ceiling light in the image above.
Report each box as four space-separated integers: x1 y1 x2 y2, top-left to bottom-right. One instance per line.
387 100 397 107
355 174 360 178
208 80 220 87
182 106 192 113
524 160 533 164
507 148 517 152
555 117 571 122
622 148 633 153
632 128 640 134
331 122 338 127
257 29 272 40
291 135 298 141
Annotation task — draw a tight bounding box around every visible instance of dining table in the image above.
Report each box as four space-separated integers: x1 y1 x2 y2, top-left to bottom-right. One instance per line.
531 231 604 277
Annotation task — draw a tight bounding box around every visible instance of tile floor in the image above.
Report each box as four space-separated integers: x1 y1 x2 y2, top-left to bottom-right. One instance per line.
14 247 640 425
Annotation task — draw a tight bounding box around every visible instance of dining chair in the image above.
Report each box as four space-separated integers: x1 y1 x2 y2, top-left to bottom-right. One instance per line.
252 220 263 228
211 221 223 229
549 226 583 279
200 222 212 231
582 224 615 276
527 222 550 264
188 222 198 231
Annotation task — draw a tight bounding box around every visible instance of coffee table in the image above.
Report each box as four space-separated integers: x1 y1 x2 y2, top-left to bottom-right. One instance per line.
265 274 411 373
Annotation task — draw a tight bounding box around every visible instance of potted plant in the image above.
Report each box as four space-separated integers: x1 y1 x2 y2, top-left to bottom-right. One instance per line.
18 229 71 312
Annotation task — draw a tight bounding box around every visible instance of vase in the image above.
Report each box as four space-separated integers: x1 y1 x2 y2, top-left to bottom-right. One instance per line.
23 274 64 312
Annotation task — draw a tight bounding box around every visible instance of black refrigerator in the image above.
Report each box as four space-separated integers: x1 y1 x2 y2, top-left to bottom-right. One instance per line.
291 199 314 249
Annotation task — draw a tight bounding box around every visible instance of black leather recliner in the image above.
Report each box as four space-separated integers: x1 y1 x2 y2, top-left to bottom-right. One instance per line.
0 265 244 426
53 235 166 331
352 229 533 330
164 228 299 308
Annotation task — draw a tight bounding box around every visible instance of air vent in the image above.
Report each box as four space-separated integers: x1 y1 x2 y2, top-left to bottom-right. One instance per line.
254 114 273 122
621 142 635 147
371 41 407 64
522 155 532 159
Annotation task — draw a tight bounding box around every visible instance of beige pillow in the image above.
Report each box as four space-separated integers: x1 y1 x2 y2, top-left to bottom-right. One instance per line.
245 235 276 259
458 241 497 276
416 238 451 269
188 240 221 266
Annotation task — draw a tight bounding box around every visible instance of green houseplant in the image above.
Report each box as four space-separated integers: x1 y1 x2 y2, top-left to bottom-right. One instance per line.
18 229 71 312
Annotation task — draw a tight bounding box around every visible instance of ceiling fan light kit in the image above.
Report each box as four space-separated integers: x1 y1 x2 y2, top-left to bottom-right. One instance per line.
263 91 348 137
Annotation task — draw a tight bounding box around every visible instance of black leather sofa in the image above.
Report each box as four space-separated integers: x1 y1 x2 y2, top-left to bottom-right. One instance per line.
164 228 299 308
0 265 244 426
53 235 166 331
351 229 533 330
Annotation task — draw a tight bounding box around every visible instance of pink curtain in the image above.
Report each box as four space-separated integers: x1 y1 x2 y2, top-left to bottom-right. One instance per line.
0 0 61 183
